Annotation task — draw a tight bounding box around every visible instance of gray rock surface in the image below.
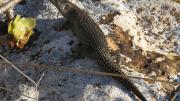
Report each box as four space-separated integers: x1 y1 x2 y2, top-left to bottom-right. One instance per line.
0 0 179 101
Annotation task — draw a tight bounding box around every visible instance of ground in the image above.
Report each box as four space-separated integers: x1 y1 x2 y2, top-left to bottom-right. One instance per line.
0 0 179 101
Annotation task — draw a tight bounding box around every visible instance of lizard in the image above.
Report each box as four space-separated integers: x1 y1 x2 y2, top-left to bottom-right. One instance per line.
50 0 147 101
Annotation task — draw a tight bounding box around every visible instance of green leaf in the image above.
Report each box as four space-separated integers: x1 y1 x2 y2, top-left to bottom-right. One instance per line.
8 15 36 48
0 0 3 6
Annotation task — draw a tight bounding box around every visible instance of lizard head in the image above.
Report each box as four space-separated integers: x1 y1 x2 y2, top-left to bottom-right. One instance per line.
50 0 75 16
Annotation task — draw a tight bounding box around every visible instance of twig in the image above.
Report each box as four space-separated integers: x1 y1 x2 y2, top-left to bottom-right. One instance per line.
0 61 179 85
35 72 45 101
55 67 180 85
0 54 36 84
36 72 45 89
0 0 23 14
0 56 46 101
0 86 36 100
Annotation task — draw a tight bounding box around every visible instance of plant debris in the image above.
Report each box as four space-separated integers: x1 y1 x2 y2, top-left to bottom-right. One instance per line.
8 15 36 48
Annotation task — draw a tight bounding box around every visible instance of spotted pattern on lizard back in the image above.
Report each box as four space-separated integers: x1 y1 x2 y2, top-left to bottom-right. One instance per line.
50 0 147 100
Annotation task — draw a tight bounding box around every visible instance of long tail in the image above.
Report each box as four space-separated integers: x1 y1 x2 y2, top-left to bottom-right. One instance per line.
50 0 147 100
98 49 147 101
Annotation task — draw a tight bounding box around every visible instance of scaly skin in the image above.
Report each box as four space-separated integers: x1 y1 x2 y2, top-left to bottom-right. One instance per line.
50 0 147 101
